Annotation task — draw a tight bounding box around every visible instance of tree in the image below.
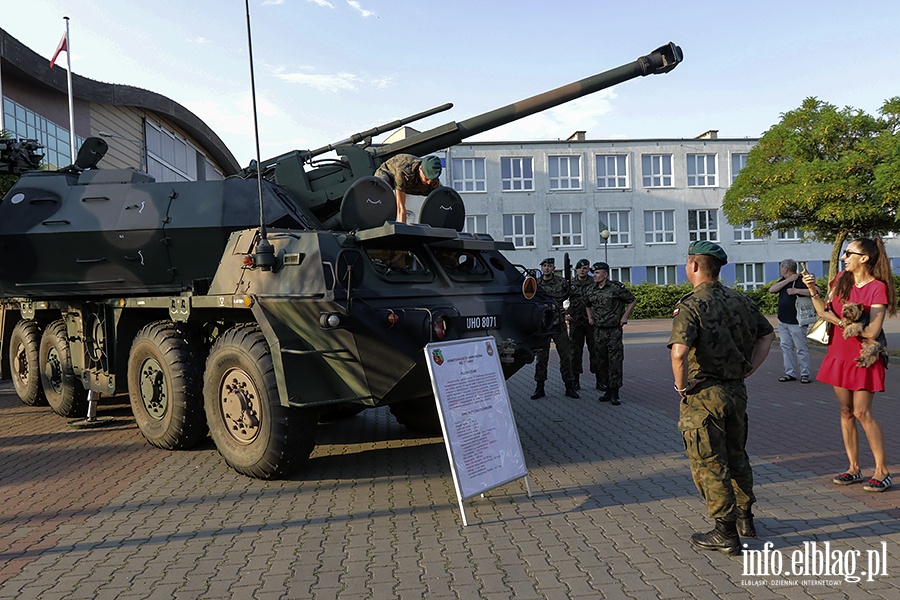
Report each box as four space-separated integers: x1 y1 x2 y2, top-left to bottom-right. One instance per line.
723 97 900 281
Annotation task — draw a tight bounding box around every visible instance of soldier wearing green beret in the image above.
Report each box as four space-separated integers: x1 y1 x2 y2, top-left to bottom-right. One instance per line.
531 257 579 400
375 154 442 223
585 261 636 405
668 240 775 556
568 258 600 391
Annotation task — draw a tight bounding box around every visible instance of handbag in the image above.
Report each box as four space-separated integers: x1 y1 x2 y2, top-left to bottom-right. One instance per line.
795 294 817 326
806 318 833 345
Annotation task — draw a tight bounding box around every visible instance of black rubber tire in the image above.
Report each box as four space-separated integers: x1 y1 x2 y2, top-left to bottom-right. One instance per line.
389 397 443 435
203 324 318 479
39 320 88 417
127 321 208 450
9 320 46 406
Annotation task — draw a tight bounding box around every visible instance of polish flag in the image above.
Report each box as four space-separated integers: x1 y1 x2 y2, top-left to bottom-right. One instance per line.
50 33 67 69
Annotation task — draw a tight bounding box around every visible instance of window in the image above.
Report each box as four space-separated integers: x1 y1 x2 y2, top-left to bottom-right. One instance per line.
432 249 492 283
735 263 766 290
777 228 802 241
596 154 629 189
550 212 583 247
647 266 677 285
688 209 718 242
733 221 764 242
598 210 630 245
731 153 748 184
463 214 488 234
548 156 581 190
451 158 486 193
503 214 536 248
687 154 717 187
146 120 200 182
501 157 533 191
2 97 84 170
644 210 675 244
641 154 673 187
611 267 631 284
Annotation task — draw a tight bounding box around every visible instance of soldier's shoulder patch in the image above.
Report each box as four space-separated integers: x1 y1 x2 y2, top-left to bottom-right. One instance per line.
673 307 680 316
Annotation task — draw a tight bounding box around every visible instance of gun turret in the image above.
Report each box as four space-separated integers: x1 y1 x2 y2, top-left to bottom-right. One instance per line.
253 42 683 230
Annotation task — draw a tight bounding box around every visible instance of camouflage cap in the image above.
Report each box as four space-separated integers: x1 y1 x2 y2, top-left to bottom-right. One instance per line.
591 261 610 272
540 257 555 266
575 258 590 268
420 156 442 180
688 240 728 264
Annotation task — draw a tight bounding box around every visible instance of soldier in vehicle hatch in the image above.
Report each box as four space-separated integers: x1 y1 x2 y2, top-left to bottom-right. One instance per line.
567 258 600 392
531 257 579 400
374 154 442 223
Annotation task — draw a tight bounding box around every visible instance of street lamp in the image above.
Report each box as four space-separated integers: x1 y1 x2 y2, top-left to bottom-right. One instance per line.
98 131 146 172
600 229 610 264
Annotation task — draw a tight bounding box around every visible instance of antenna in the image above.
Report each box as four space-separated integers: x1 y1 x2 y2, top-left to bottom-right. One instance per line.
244 0 274 270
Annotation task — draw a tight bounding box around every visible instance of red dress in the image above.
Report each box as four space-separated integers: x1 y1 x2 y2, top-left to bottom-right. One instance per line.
816 276 888 392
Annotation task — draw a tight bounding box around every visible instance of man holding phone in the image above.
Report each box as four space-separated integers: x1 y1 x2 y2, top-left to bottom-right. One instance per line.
769 258 812 383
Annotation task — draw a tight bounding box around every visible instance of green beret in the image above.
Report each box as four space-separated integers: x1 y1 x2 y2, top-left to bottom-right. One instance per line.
575 258 590 268
688 240 728 264
540 257 555 266
591 261 610 272
420 156 442 180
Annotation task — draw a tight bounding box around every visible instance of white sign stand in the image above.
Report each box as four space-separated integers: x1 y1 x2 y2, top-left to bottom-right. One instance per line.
424 337 532 526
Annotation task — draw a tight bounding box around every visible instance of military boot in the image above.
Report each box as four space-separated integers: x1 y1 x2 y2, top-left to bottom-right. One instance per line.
690 519 741 556
609 387 621 406
564 382 580 399
736 507 757 538
598 389 611 402
596 377 607 392
573 377 581 391
530 382 545 400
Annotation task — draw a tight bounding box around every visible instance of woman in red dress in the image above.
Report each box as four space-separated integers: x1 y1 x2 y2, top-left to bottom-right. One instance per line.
802 237 895 492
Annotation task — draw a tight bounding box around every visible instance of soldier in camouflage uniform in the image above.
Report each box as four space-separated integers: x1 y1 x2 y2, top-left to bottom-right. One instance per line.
531 257 579 400
374 153 442 223
585 262 636 406
668 240 775 556
568 258 600 391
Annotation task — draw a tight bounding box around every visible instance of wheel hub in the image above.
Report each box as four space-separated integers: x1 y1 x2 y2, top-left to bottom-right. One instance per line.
139 357 167 419
13 342 30 385
219 368 261 444
43 347 63 394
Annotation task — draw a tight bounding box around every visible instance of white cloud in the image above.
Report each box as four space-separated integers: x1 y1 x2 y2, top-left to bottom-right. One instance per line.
273 67 361 93
346 1 375 17
471 91 618 141
262 0 287 5
186 36 209 45
306 0 335 8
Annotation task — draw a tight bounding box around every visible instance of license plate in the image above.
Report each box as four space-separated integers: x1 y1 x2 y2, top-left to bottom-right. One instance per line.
464 315 500 330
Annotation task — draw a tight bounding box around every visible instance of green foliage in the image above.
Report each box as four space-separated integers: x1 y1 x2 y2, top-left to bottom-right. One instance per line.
723 97 900 282
629 282 693 319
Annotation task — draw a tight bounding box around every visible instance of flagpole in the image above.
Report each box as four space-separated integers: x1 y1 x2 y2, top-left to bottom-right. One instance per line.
63 16 75 164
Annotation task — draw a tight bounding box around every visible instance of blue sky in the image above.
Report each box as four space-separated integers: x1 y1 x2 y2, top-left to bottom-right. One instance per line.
6 1 898 167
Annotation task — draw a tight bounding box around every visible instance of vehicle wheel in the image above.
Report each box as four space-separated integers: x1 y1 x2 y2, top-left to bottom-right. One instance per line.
40 320 88 417
389 397 443 435
9 320 46 406
128 321 207 450
204 324 318 479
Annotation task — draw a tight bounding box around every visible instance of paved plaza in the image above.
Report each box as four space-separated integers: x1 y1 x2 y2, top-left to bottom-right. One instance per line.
1 319 898 599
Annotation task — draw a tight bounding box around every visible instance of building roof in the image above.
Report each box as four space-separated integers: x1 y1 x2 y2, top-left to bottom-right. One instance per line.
0 27 240 175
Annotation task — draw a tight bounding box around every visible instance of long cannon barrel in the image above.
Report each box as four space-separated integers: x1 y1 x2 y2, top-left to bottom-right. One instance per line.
373 42 683 160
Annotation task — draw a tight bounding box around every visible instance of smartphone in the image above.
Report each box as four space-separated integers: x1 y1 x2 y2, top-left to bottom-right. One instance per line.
799 261 808 274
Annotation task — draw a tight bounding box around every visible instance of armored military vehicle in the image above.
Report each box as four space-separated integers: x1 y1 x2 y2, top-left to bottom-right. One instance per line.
0 43 682 478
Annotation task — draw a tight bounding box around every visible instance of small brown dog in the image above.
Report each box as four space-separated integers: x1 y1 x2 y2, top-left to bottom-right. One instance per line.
841 302 888 368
